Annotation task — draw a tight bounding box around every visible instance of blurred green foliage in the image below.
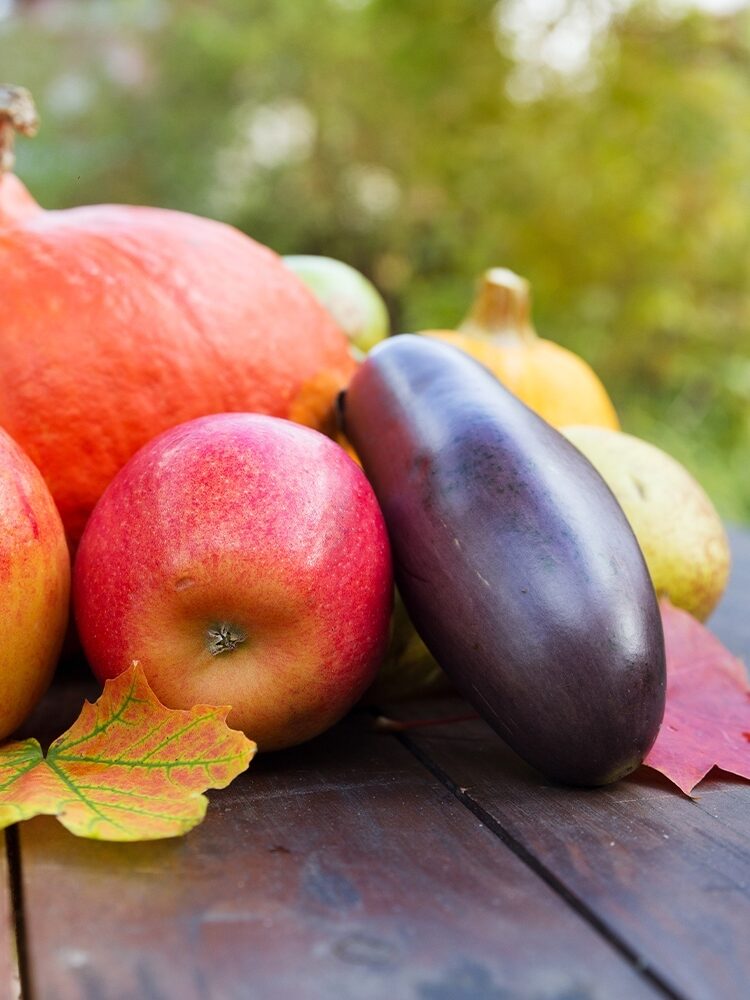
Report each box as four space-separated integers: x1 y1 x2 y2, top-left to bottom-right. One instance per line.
2 0 749 517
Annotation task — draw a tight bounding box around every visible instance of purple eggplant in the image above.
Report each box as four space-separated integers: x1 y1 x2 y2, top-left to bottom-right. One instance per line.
340 335 665 786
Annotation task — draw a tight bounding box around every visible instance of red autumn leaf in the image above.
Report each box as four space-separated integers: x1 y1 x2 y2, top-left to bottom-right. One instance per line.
643 600 750 795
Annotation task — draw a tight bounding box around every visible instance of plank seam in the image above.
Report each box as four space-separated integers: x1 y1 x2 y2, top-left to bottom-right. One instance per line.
394 730 687 1000
5 827 30 1000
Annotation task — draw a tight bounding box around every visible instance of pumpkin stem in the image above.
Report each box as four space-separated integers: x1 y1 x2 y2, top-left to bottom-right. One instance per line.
0 85 39 175
458 268 538 345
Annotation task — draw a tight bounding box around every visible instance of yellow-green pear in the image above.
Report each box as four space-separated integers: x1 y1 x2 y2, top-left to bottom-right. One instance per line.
563 426 730 621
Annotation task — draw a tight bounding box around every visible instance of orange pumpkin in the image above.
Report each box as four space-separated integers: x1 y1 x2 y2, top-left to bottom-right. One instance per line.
0 86 355 548
425 268 619 430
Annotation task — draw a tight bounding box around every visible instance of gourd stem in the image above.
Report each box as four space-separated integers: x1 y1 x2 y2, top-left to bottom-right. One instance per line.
0 85 38 175
458 267 538 344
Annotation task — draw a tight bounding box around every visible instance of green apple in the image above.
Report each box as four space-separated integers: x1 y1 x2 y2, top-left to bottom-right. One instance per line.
283 255 389 354
563 425 730 621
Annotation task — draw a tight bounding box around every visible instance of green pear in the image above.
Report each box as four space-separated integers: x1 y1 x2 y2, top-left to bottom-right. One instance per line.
563 425 730 621
283 255 389 354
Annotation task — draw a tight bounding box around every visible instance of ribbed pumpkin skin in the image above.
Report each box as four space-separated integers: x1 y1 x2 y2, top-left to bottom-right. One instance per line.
0 181 355 548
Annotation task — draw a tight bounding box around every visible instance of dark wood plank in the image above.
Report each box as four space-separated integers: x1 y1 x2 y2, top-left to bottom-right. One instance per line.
16 686 659 1000
386 527 750 1000
708 524 750 662
389 708 750 1000
0 836 20 1000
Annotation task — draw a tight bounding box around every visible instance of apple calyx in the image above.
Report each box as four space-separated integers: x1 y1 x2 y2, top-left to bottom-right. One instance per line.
206 623 247 656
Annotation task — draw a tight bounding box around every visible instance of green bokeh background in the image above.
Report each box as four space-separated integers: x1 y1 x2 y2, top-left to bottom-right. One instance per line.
3 0 749 518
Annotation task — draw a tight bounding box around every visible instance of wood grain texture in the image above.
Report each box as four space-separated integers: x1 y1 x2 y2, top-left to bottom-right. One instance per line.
16 692 658 1000
708 524 750 663
0 836 20 1000
390 709 750 1000
386 529 750 1000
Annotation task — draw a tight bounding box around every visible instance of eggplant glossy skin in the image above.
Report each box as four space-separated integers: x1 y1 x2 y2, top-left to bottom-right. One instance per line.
342 335 666 785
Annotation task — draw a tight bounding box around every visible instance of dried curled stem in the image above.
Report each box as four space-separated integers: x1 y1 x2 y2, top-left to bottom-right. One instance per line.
0 85 39 174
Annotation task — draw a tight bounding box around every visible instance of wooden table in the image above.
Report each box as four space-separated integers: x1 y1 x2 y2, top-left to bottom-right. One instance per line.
2 531 749 1000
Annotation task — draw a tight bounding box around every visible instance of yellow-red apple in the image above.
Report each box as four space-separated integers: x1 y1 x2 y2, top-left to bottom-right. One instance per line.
73 414 393 749
0 427 70 738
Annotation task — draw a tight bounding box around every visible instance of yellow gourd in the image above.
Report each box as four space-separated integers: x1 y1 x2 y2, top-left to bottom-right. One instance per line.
424 268 619 430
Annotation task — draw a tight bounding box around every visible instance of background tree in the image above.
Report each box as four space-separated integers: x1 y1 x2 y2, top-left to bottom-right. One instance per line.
2 0 749 516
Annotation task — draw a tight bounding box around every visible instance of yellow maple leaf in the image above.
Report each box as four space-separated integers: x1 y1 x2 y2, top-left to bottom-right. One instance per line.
0 663 256 841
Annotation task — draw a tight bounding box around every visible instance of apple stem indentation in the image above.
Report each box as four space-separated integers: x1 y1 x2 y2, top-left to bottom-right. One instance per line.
207 623 247 656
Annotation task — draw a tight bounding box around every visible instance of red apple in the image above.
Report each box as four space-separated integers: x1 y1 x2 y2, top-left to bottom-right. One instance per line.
73 414 393 749
0 427 70 739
